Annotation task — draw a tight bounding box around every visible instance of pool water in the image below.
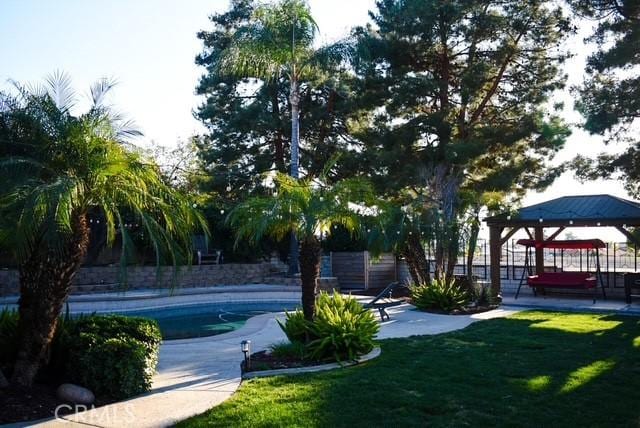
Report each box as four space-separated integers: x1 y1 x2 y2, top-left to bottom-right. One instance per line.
119 301 299 340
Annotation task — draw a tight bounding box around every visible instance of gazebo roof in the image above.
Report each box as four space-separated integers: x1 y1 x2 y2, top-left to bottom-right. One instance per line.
485 194 640 227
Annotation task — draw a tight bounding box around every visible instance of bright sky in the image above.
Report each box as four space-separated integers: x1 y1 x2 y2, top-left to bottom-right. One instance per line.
0 0 631 241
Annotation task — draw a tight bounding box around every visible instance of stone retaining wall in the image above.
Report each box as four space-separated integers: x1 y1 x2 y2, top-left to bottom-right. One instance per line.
0 263 272 296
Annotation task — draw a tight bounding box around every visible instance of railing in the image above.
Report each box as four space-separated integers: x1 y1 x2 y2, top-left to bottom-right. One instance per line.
423 239 639 289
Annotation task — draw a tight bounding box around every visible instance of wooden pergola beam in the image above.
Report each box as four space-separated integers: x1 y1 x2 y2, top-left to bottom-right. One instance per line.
545 227 565 242
500 227 521 246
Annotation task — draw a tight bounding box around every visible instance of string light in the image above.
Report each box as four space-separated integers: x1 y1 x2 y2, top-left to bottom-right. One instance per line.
569 220 574 225
538 218 543 223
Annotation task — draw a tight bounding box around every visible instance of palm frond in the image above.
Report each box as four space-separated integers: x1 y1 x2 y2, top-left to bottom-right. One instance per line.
45 70 76 111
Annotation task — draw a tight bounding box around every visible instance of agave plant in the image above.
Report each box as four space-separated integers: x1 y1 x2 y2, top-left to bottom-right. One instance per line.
0 73 207 387
229 172 371 320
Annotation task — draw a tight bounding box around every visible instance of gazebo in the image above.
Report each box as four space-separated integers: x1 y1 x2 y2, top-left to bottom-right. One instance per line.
484 194 640 297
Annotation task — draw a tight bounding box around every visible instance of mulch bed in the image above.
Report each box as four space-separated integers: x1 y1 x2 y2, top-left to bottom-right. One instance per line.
0 383 115 424
413 304 499 315
243 351 330 373
0 384 68 424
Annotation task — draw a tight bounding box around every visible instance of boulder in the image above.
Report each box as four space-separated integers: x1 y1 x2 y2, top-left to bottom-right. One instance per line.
56 383 95 405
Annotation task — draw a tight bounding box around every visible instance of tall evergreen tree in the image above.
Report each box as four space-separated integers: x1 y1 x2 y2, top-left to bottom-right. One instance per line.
351 0 572 284
195 0 360 262
569 0 640 196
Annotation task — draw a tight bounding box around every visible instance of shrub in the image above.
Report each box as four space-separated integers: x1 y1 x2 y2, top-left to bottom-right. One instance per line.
60 315 162 399
0 311 160 399
410 277 470 312
277 310 310 343
307 292 379 361
269 341 307 361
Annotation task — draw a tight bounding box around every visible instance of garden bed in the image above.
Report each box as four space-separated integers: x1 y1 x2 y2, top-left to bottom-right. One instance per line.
0 384 115 424
412 303 499 315
244 350 329 372
242 348 381 379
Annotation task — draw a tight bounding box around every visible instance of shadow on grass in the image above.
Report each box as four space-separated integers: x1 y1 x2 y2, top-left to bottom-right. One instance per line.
178 311 640 428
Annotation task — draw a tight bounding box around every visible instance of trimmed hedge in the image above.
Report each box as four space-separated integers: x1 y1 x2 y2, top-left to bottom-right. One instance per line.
0 309 161 399
61 315 161 399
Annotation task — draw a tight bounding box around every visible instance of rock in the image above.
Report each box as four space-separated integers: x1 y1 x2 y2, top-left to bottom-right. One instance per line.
56 383 95 405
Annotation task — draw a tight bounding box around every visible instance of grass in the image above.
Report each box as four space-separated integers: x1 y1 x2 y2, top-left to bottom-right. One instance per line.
178 311 640 427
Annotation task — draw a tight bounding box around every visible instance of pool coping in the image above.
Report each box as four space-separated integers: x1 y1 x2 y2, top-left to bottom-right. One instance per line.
241 346 382 379
0 284 301 305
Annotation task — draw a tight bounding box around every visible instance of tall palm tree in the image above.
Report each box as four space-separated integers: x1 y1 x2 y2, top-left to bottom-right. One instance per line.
216 0 348 274
229 172 370 320
0 73 208 387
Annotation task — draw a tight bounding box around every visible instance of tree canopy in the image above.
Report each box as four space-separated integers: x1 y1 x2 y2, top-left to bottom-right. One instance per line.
348 0 572 279
570 0 640 196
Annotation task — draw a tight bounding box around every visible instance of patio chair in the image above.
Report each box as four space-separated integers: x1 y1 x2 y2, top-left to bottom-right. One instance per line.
363 281 404 321
192 235 221 265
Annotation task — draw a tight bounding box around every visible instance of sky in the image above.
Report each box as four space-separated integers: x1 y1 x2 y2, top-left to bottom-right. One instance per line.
0 0 631 241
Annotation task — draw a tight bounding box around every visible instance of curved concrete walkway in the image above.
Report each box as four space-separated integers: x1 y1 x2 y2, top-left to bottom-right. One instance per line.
18 300 521 428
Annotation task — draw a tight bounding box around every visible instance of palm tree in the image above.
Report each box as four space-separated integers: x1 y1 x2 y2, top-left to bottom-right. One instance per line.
228 172 370 320
216 0 348 274
0 73 208 387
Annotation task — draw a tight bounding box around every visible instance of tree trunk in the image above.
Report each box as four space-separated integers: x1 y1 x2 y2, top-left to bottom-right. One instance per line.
11 213 89 387
402 234 429 285
299 235 321 322
466 209 481 288
288 78 301 276
271 83 286 172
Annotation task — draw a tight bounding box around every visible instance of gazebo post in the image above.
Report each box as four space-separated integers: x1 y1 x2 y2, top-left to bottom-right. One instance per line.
489 225 502 299
534 227 544 275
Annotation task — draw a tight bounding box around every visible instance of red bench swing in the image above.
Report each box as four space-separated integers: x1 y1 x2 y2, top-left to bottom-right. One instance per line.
515 239 607 303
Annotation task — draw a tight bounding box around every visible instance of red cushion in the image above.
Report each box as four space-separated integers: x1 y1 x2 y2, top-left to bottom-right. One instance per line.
527 272 596 289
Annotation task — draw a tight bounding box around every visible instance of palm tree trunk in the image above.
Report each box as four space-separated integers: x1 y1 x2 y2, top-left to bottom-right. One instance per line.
299 235 321 321
288 77 300 275
11 213 89 387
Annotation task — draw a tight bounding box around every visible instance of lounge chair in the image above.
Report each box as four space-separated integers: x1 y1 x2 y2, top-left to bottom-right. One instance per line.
363 281 404 321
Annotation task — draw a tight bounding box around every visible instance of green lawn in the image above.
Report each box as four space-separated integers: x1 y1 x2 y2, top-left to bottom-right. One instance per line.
179 311 640 427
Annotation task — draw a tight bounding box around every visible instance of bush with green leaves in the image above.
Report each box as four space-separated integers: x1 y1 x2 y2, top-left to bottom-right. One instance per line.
269 341 307 361
307 292 379 361
410 277 470 312
276 293 379 362
0 310 161 399
61 315 161 399
277 310 311 343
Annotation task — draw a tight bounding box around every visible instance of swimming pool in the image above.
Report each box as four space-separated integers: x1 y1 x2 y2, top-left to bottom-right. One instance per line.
117 301 299 340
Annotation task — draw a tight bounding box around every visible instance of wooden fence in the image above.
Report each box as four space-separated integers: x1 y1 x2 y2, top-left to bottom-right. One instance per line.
330 252 397 289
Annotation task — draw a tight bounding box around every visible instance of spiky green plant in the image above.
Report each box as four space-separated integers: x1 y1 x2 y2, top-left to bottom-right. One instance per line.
410 277 470 312
0 73 207 387
306 292 379 361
